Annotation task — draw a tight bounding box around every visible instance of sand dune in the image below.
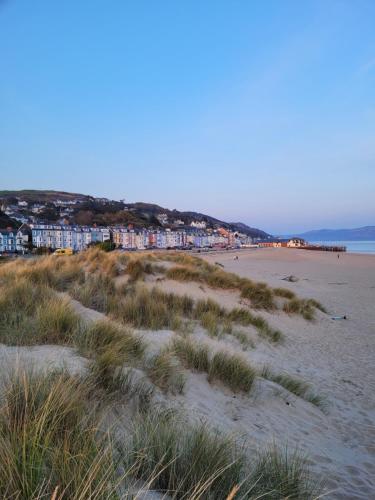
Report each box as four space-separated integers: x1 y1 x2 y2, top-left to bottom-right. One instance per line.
193 248 375 499
1 248 374 498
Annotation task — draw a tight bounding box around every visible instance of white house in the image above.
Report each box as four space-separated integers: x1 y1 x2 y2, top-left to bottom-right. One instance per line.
190 221 207 229
287 238 306 248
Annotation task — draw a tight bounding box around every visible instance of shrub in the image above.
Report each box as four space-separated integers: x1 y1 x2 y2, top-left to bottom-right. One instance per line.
98 241 116 252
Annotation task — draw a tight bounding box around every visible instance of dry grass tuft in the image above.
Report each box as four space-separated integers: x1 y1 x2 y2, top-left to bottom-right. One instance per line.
124 410 246 499
173 337 210 372
283 298 321 320
228 307 283 343
208 351 256 392
0 368 118 499
146 348 185 394
71 273 116 313
82 320 146 393
201 311 220 336
240 282 275 310
273 287 296 300
249 445 321 499
261 366 326 408
0 278 82 346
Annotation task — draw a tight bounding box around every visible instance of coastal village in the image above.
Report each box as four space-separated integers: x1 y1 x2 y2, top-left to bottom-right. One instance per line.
0 195 308 254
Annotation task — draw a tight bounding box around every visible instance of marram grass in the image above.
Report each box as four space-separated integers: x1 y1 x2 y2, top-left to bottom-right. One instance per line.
261 366 326 408
0 368 119 499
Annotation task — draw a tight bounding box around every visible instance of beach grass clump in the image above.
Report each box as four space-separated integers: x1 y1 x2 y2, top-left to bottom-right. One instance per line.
158 252 212 269
194 298 226 319
227 307 283 343
174 338 256 393
35 296 82 344
0 368 118 499
307 298 327 313
146 348 185 394
0 276 48 317
167 264 244 291
173 337 210 372
283 298 316 320
102 257 122 278
201 311 220 336
22 256 85 291
83 320 146 393
205 269 242 289
249 445 320 499
240 282 275 310
106 368 154 411
124 411 246 499
114 287 182 330
166 266 202 282
208 351 256 392
126 258 153 282
222 317 233 335
0 279 82 346
232 330 255 350
71 273 117 313
80 319 145 359
112 285 194 330
261 367 325 408
273 287 296 300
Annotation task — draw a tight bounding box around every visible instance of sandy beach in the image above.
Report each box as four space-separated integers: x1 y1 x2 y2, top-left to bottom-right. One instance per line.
194 248 375 499
1 248 374 498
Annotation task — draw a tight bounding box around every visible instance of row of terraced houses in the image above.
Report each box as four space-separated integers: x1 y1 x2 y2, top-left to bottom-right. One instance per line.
0 224 252 253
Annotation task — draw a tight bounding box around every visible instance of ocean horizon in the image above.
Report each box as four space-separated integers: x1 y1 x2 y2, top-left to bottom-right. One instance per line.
312 240 375 255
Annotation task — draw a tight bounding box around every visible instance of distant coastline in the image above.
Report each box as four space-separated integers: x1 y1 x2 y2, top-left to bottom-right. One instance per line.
312 240 375 255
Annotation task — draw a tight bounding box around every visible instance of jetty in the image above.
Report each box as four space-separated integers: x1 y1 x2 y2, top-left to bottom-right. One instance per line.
302 244 347 252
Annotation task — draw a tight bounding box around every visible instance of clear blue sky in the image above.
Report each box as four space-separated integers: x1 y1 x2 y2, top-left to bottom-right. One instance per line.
1 0 374 234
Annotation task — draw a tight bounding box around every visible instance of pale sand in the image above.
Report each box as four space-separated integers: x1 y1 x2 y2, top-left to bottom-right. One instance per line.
143 248 375 498
2 248 374 498
194 248 375 499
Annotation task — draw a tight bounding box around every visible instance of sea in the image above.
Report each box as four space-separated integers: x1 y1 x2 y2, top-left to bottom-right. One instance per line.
313 241 375 255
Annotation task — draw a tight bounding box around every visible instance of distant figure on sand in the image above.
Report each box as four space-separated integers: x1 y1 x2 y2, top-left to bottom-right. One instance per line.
234 255 239 260
337 254 340 259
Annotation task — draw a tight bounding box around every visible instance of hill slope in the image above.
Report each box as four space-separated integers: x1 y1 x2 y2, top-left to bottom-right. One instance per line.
0 211 20 230
0 190 269 238
290 226 375 241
